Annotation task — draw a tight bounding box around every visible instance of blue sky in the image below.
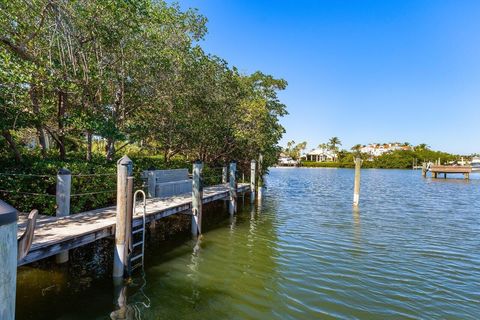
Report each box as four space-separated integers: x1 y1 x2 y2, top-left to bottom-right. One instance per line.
175 0 480 154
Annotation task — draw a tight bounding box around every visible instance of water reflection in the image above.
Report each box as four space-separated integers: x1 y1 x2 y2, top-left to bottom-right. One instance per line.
15 168 480 319
111 279 130 319
352 206 362 253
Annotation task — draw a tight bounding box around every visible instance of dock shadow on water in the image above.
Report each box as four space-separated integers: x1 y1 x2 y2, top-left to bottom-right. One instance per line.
16 169 480 319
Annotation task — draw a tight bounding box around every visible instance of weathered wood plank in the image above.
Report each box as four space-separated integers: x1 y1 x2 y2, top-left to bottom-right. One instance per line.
17 183 249 266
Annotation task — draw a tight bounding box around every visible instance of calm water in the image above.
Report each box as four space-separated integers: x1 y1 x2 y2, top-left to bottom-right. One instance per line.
16 168 480 319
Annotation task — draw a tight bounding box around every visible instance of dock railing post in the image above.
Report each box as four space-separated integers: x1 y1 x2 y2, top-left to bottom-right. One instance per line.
113 155 133 279
192 160 203 237
250 160 256 203
222 165 228 184
353 157 362 207
147 170 156 198
55 168 71 263
229 161 237 215
0 200 18 320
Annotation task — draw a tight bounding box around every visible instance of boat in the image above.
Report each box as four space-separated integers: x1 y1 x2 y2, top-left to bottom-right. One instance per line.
471 156 480 169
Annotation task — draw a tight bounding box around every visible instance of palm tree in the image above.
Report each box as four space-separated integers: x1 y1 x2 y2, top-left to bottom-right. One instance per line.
317 143 328 150
328 137 342 151
351 144 362 152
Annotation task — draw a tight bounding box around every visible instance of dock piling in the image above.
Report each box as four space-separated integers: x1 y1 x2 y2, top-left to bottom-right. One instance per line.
55 168 71 263
422 163 427 178
113 155 133 279
125 176 134 258
192 160 203 237
0 200 18 320
258 154 264 200
250 160 256 203
353 157 362 207
229 161 237 215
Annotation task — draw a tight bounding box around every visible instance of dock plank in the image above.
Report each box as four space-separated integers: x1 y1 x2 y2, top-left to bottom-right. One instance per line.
18 183 249 266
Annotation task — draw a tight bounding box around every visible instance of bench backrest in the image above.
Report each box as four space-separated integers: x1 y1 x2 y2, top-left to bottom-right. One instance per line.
143 169 192 198
154 169 189 183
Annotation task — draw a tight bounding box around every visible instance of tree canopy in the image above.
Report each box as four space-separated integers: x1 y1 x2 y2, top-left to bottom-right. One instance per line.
0 0 287 171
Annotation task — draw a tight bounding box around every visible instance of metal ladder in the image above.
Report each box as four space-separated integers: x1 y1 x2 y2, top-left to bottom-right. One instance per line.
129 190 146 274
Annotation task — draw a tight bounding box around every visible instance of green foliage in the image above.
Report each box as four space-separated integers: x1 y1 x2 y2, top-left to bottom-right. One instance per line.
0 153 191 215
302 148 459 169
283 140 307 160
0 0 287 212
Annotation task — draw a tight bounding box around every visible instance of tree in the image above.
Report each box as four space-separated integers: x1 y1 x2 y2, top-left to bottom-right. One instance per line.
318 143 328 150
328 136 342 151
415 143 430 151
351 144 362 152
284 141 306 161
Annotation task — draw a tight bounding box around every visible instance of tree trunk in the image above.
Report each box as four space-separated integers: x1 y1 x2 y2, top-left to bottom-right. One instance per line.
86 131 93 161
57 90 67 160
106 138 115 161
29 85 48 157
2 130 22 163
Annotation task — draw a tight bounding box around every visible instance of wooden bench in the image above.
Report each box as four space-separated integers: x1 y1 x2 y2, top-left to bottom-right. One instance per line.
143 169 192 198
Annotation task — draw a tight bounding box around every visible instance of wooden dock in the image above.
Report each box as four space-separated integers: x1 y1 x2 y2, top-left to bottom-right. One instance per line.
17 183 249 266
429 165 472 179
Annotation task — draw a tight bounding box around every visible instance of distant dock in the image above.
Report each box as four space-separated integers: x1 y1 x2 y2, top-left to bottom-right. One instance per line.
426 165 472 179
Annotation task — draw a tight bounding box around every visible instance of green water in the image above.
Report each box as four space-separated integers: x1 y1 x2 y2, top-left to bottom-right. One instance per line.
16 168 480 319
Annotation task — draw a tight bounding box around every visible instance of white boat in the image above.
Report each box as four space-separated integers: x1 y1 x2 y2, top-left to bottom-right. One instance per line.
471 156 480 169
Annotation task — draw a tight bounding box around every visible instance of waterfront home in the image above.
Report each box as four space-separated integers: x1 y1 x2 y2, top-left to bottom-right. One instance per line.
278 156 298 166
304 148 337 162
360 143 412 157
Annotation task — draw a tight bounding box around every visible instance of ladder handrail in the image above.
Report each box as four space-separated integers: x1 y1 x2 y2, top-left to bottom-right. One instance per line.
133 190 147 270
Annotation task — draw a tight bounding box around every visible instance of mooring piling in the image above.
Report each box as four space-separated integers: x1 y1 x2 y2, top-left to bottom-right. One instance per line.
422 163 427 178
229 161 237 215
0 200 17 320
55 168 71 263
113 155 133 279
258 153 264 200
250 160 256 203
192 160 203 237
125 176 134 257
353 157 362 207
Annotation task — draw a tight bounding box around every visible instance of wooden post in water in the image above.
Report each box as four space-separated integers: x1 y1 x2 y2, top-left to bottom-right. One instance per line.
0 200 17 320
222 165 228 184
258 153 264 200
125 176 134 258
192 160 203 237
113 155 133 279
229 161 237 215
250 160 256 203
422 163 427 178
353 157 362 207
55 168 71 263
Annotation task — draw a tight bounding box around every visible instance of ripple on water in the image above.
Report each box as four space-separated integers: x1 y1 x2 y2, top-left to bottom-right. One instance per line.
14 168 480 320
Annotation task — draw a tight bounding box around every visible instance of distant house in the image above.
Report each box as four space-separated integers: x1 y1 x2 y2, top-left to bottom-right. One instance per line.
278 156 298 166
360 143 411 157
304 148 337 162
